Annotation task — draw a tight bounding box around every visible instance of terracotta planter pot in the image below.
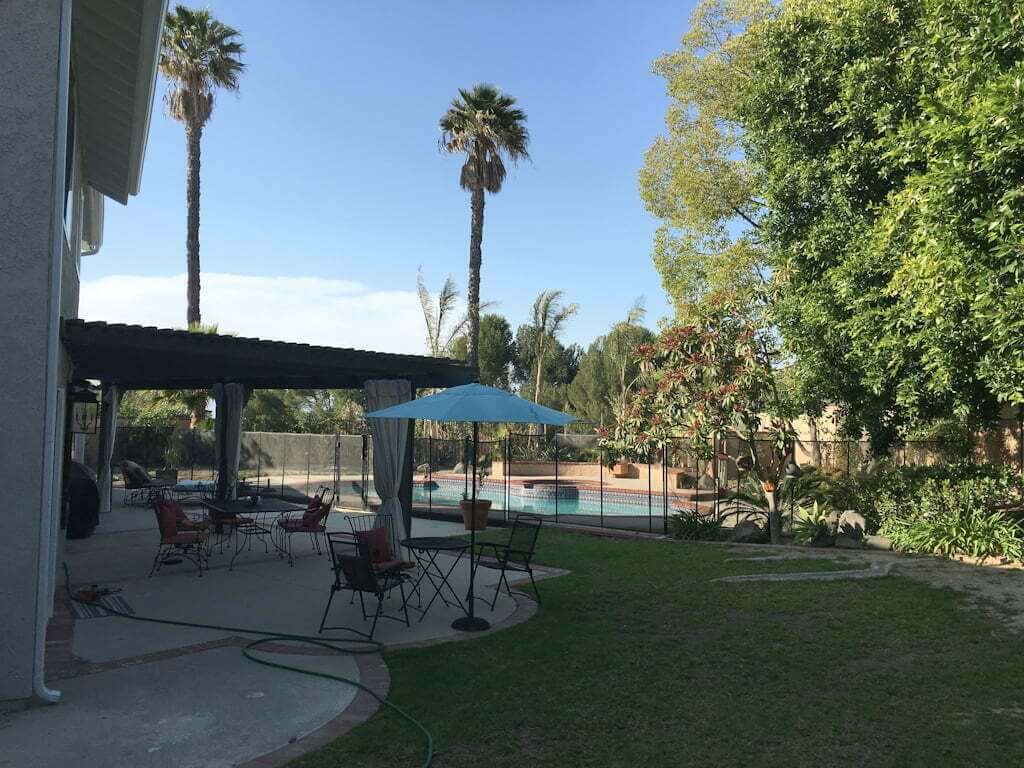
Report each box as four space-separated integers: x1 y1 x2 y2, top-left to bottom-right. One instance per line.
459 499 491 530
611 462 633 478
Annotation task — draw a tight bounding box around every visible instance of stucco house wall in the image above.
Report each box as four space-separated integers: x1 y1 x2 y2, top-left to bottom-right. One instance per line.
0 0 72 704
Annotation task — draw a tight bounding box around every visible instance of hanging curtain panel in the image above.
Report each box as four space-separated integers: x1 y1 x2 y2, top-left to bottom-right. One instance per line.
95 384 120 514
365 379 412 556
214 383 247 500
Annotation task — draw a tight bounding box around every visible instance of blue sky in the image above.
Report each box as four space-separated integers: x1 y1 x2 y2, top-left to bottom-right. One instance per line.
81 0 694 354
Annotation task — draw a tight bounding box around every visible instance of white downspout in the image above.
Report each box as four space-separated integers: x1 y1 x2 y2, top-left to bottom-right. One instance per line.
33 0 73 705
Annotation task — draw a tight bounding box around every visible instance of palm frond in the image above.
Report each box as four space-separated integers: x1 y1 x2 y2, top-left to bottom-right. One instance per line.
160 5 245 126
416 270 439 354
439 83 530 194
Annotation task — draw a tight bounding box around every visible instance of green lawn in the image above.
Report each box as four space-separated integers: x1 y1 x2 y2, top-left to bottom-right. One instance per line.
292 530 1024 767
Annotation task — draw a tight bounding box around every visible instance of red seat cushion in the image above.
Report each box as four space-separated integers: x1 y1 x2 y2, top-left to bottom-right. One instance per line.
157 499 203 530
155 503 179 540
301 504 329 527
353 527 392 563
279 518 326 533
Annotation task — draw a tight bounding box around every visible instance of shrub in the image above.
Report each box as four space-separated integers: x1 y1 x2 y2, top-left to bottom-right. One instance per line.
879 477 1024 561
670 510 724 541
727 465 831 524
791 501 834 545
826 460 1020 533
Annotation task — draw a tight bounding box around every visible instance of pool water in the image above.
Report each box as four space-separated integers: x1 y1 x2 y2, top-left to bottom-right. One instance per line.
410 479 672 519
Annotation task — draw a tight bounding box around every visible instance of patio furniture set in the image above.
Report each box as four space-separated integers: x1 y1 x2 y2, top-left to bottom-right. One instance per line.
142 470 544 638
147 484 335 577
319 512 544 638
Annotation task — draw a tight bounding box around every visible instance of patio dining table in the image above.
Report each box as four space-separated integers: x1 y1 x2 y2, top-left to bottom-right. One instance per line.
202 498 309 570
400 536 470 621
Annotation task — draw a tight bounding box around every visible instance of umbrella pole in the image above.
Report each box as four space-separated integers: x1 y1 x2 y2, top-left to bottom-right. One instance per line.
452 420 490 632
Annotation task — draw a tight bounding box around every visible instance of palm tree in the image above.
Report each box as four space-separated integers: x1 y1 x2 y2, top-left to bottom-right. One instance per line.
609 298 647 416
417 271 467 358
439 84 529 369
529 290 579 409
159 6 244 328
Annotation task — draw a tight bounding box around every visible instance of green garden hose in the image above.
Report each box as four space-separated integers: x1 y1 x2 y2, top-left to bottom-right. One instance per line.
62 562 433 767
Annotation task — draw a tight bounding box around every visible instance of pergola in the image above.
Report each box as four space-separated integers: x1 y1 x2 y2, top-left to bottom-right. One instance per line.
61 319 478 520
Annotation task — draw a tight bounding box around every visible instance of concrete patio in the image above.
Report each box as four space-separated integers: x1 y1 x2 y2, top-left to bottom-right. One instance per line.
0 491 544 768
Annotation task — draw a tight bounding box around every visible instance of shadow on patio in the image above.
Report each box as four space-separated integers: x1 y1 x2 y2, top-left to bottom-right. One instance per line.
2 490 551 768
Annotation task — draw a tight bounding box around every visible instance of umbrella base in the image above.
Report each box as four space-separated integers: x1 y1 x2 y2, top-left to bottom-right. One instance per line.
451 615 490 632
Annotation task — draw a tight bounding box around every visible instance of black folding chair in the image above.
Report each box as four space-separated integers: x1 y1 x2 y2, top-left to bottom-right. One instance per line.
319 533 410 638
473 513 544 609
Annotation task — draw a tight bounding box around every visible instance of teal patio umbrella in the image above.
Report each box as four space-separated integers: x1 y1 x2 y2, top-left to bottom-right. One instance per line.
366 383 575 631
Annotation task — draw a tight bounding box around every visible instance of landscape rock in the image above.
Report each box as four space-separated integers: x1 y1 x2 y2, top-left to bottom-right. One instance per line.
729 520 768 544
837 510 868 540
864 534 893 551
416 463 430 474
452 462 464 473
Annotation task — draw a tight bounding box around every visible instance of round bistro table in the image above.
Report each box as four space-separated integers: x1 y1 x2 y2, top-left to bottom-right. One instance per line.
400 536 470 621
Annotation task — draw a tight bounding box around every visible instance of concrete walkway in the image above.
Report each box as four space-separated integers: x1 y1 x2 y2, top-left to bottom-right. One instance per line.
0 495 542 768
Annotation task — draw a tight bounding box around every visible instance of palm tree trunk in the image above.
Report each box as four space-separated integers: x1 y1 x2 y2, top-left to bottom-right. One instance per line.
466 184 485 368
766 487 782 544
186 121 203 328
533 345 544 440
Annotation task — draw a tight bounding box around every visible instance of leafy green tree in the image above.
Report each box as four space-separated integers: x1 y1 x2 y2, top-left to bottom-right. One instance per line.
603 294 797 543
640 0 775 315
296 390 364 433
160 6 244 328
242 389 363 434
242 390 299 433
512 328 581 413
439 84 530 368
119 390 190 428
741 0 1024 447
567 301 654 426
451 313 516 389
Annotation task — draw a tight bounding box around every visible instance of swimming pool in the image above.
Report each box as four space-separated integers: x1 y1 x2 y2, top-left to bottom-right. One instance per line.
410 478 677 519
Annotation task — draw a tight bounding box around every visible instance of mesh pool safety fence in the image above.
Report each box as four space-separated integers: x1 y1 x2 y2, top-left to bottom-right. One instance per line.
93 426 1022 534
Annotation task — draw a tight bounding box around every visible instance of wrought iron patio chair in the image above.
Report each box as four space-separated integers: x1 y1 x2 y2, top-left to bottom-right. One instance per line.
150 499 208 577
319 533 410 638
158 497 211 533
473 513 543 609
121 460 173 506
275 501 331 565
345 512 420 605
313 485 335 509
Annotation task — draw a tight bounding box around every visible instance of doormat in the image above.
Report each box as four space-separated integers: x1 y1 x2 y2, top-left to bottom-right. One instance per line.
70 595 135 620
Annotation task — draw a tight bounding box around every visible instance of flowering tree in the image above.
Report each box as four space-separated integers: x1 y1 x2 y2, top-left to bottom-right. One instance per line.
600 295 796 542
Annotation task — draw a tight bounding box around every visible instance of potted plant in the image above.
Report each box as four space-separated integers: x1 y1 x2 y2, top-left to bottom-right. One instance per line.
459 475 490 530
611 458 633 478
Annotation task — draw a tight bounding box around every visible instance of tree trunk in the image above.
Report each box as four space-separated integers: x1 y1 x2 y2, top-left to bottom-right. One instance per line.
185 122 203 328
465 184 485 368
765 487 782 544
534 344 545 440
808 416 822 466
